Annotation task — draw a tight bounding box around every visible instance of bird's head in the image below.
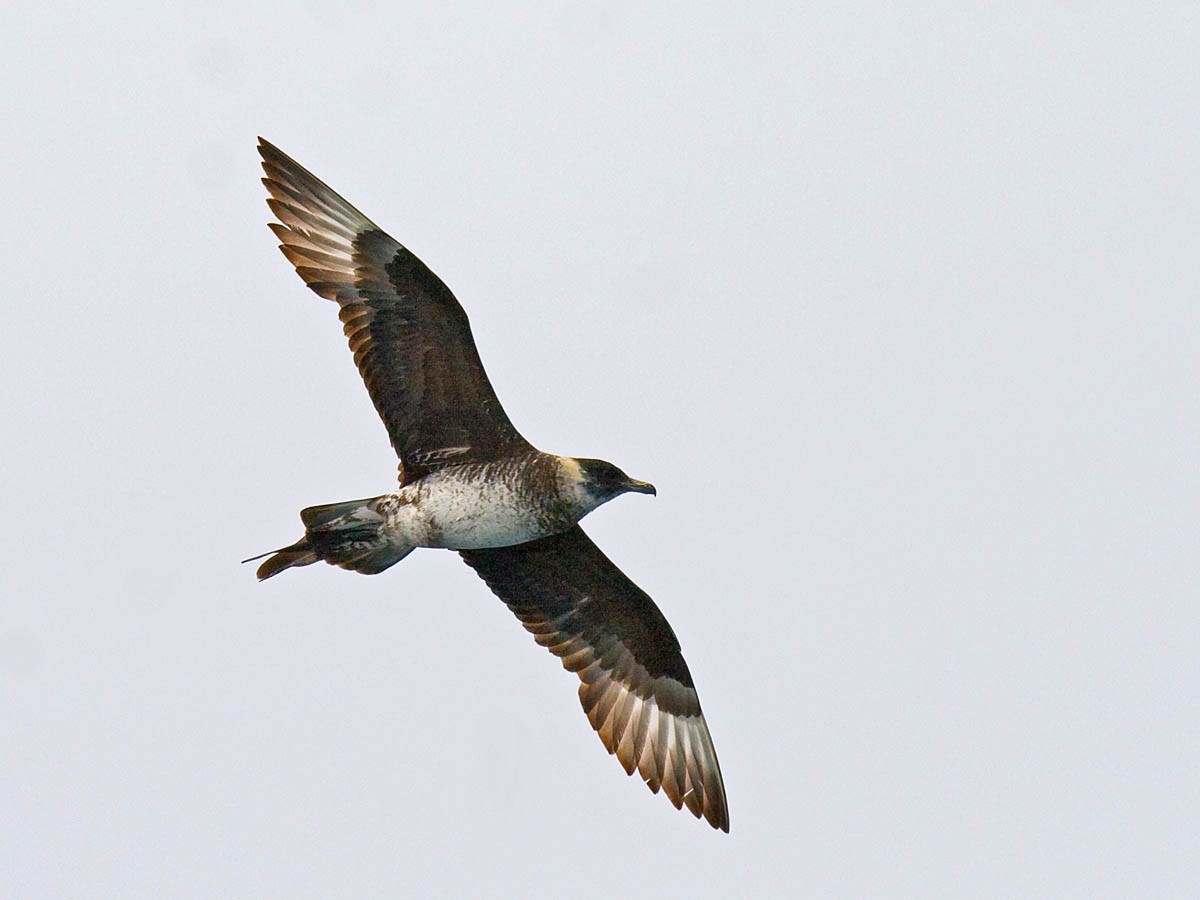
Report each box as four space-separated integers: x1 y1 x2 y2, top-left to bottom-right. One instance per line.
559 457 656 513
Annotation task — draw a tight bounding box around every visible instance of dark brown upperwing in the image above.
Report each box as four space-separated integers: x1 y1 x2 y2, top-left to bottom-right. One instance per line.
258 139 533 480
460 526 729 832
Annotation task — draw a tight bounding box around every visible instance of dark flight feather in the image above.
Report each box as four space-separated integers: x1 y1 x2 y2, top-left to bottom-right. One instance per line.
258 139 533 481
461 526 729 832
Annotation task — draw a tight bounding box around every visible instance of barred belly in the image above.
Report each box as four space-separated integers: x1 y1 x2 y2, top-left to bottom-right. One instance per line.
382 460 573 550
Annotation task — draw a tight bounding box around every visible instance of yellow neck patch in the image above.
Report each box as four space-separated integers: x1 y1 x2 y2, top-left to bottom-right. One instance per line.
557 456 584 485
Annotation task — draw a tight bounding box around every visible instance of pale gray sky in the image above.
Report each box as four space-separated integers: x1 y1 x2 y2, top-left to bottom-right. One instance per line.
3 3 1197 898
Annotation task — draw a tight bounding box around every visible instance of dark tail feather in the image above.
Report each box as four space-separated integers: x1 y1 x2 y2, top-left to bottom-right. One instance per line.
243 539 319 580
246 497 413 580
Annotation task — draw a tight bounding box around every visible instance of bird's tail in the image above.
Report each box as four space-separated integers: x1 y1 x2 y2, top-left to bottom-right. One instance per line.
244 497 413 580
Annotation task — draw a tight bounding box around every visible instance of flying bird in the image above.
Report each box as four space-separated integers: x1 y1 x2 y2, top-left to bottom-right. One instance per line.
248 139 729 831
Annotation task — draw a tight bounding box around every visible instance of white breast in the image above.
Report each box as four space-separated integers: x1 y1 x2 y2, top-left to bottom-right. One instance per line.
382 466 556 550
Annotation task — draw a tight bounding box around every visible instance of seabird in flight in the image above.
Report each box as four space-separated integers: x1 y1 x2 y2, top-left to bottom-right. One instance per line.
247 139 729 831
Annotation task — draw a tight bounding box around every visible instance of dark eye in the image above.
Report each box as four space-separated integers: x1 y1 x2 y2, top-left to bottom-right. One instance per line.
583 459 623 485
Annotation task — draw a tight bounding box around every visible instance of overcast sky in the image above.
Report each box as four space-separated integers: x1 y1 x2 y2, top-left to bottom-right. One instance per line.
3 3 1197 898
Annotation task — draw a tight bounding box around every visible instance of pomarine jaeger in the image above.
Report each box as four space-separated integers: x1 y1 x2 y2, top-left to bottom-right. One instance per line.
247 139 729 831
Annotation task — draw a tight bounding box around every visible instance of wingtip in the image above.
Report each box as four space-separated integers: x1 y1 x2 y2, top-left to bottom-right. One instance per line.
257 137 287 166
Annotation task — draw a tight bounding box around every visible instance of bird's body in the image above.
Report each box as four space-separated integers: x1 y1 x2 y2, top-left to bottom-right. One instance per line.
388 454 648 549
255 452 651 579
250 139 728 831
387 454 575 550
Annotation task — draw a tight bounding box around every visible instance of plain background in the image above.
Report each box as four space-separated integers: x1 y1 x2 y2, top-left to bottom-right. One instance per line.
3 3 1197 897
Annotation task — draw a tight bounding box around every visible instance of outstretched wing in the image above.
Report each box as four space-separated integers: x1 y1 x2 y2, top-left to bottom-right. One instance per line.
460 526 729 831
258 138 533 480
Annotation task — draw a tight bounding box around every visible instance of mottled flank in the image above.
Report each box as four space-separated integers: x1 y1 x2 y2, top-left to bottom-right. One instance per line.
252 138 729 830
